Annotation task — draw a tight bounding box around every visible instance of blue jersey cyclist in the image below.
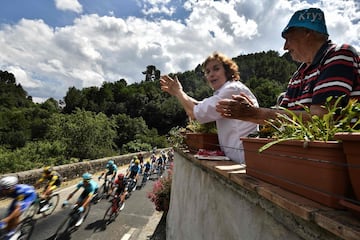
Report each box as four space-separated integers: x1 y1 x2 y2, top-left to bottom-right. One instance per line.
99 160 118 182
62 173 98 227
144 160 151 174
126 159 141 182
0 176 37 238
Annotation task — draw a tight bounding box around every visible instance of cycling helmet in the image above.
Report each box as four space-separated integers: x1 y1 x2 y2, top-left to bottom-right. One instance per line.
118 173 124 180
0 176 18 189
43 166 53 174
82 172 92 181
135 159 140 165
107 160 114 165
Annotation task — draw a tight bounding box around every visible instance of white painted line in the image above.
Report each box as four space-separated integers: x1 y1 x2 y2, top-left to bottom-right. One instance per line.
121 228 137 240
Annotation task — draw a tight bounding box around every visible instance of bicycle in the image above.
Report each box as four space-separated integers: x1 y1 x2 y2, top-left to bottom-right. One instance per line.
0 217 35 240
53 192 98 240
97 176 112 201
25 192 59 218
126 177 137 194
156 164 164 178
140 171 150 187
103 194 125 224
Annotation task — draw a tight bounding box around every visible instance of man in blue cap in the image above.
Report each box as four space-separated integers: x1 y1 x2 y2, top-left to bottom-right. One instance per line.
216 8 360 124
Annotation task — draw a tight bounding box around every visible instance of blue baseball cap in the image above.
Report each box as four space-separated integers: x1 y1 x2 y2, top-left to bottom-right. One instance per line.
282 8 328 38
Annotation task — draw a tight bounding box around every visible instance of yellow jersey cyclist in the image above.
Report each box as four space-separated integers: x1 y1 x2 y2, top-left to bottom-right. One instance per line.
34 166 62 212
0 176 37 239
62 173 98 227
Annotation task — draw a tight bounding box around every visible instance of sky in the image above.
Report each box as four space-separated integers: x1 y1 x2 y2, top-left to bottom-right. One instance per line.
0 0 359 103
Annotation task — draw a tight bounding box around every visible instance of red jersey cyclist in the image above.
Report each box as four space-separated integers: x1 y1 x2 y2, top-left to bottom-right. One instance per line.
109 173 128 210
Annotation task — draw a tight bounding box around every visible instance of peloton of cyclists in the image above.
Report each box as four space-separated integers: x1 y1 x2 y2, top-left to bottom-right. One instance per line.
62 172 98 227
34 166 62 212
0 176 37 239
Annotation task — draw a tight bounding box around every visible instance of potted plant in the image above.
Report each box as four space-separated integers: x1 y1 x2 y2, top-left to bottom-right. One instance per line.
334 102 360 213
241 97 360 209
181 120 219 152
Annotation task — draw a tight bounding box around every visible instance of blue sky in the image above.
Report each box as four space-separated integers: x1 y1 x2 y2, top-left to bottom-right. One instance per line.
0 0 359 103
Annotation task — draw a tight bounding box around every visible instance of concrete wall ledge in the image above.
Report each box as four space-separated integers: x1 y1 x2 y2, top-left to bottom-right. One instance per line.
167 149 360 240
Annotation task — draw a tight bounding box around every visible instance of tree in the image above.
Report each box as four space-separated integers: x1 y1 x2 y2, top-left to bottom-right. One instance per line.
143 65 161 81
47 109 117 160
0 70 33 108
63 87 86 113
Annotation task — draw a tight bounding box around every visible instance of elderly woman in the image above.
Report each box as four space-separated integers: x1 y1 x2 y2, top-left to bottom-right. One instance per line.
160 52 258 164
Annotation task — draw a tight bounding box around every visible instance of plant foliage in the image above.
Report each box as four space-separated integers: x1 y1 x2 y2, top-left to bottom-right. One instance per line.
259 96 360 152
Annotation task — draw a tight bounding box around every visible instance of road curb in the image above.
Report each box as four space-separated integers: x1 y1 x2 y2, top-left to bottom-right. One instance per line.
137 210 164 239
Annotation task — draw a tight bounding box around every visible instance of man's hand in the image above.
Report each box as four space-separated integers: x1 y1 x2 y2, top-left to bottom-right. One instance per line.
216 93 257 121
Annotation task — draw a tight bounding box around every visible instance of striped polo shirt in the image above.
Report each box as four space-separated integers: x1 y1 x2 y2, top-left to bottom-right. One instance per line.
281 40 360 110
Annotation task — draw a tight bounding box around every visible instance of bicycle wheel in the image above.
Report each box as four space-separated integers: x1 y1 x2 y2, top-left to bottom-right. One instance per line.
18 217 35 240
22 201 38 219
83 203 91 221
42 193 59 216
103 204 115 224
53 212 75 240
103 199 119 224
97 183 107 201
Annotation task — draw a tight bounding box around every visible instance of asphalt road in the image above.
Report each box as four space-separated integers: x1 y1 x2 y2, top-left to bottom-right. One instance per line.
0 167 163 240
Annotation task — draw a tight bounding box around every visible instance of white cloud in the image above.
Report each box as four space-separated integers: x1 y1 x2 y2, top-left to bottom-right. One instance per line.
0 0 359 103
55 0 83 13
140 0 176 16
5 66 42 88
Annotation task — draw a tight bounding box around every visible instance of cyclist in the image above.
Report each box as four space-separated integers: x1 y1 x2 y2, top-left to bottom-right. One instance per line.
143 160 151 180
109 173 128 210
150 154 157 174
62 172 98 227
137 153 144 165
98 160 118 182
34 166 62 212
98 160 117 197
125 159 141 191
0 176 37 239
167 149 174 162
156 155 165 174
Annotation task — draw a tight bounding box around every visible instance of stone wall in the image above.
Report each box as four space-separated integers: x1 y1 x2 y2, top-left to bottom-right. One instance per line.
0 151 151 185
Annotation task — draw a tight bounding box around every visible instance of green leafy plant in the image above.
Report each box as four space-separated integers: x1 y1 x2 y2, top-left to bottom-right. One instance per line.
185 120 217 134
168 121 217 148
259 96 360 152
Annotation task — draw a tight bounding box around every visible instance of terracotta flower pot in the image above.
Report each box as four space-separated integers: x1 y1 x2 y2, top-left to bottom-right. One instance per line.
184 133 220 152
241 137 350 209
335 132 360 213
